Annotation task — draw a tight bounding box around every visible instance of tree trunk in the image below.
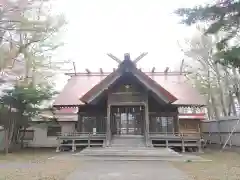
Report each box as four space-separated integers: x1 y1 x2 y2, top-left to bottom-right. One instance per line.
229 91 237 116
232 68 240 105
215 64 227 116
207 70 220 119
207 93 214 119
5 117 15 154
4 129 9 154
20 127 26 149
207 106 212 120
208 68 222 144
223 67 237 116
211 94 220 119
207 80 213 119
4 106 19 153
8 118 15 151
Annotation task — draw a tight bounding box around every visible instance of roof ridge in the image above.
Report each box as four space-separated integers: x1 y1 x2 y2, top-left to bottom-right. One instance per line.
66 71 190 76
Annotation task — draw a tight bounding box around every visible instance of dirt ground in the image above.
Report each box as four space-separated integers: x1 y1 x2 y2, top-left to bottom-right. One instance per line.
2 147 240 180
0 148 79 180
173 148 240 180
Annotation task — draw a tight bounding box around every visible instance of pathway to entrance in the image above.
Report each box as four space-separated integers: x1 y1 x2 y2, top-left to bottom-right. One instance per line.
65 161 191 180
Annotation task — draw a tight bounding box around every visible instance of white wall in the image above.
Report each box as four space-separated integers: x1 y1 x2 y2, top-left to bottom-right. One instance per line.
202 117 240 146
61 122 76 133
27 122 76 148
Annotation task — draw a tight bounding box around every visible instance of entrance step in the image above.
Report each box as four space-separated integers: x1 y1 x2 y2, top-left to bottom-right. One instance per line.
78 147 181 158
111 135 146 147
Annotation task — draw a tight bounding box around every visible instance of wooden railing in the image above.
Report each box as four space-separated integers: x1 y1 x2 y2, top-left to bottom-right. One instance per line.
56 132 106 137
56 132 106 144
149 132 201 138
149 132 202 152
56 132 107 152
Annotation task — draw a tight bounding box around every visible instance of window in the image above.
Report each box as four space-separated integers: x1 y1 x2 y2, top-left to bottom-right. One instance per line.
47 126 61 137
81 116 97 133
182 121 198 130
159 117 173 133
150 116 174 133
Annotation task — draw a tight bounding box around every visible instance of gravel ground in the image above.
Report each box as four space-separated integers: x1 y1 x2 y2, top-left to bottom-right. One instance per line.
0 148 79 180
3 148 240 180
172 149 240 180
66 161 190 180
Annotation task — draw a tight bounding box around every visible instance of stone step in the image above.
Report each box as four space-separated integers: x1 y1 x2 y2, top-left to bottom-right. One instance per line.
113 135 144 138
72 155 208 162
111 135 146 147
80 154 181 158
111 144 145 147
79 147 181 157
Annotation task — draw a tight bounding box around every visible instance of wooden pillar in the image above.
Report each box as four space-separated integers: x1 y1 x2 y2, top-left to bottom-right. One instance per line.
77 117 81 132
4 129 9 154
72 139 75 152
181 135 185 153
198 140 203 153
106 105 111 146
145 103 150 147
177 116 180 134
197 123 203 153
176 108 180 134
56 138 60 152
77 107 83 132
88 133 90 147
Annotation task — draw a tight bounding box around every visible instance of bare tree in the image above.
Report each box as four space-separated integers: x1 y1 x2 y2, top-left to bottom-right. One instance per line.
0 0 68 153
182 30 238 119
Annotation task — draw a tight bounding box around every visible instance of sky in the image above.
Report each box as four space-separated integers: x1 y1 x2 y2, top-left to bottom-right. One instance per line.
53 0 209 89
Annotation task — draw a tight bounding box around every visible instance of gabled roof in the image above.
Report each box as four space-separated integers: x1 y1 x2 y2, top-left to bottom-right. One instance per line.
53 52 205 107
80 60 177 104
53 71 206 107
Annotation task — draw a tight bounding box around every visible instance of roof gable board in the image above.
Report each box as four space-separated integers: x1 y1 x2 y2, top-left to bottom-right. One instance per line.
80 59 177 104
80 71 121 103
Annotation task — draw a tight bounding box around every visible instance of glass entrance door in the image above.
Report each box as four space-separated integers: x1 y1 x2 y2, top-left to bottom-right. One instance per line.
112 106 143 135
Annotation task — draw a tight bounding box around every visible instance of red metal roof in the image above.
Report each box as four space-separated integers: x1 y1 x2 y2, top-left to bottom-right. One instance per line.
55 108 78 122
56 108 78 114
178 113 206 120
53 72 206 106
148 73 205 105
80 68 177 104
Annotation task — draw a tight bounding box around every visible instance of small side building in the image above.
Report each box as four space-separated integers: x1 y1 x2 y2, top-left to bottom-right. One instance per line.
25 108 78 148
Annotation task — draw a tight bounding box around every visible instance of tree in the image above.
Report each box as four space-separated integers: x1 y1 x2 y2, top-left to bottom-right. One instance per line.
175 0 240 67
0 84 57 153
0 0 68 86
181 31 239 119
0 0 68 153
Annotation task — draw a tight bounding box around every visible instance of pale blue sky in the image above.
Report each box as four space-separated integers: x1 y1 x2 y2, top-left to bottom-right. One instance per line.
53 0 209 89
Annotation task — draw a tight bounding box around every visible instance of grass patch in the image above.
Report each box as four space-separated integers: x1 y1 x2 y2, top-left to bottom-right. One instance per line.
0 148 79 180
172 149 240 180
0 148 56 162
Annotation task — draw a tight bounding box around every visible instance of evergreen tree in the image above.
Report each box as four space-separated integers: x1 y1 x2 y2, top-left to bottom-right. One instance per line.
175 0 240 67
0 84 57 152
